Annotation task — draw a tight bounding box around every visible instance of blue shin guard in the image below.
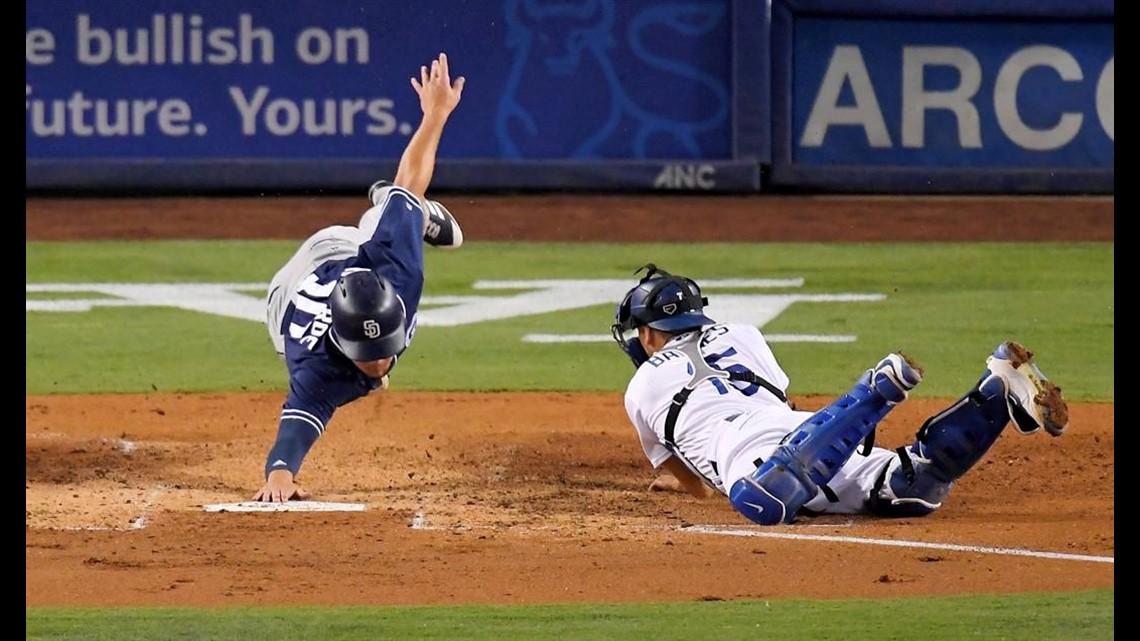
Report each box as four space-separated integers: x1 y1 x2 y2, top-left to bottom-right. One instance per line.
868 373 1013 517
730 354 921 525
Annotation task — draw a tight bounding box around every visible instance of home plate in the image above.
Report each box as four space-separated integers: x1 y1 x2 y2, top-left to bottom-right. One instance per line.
203 501 366 513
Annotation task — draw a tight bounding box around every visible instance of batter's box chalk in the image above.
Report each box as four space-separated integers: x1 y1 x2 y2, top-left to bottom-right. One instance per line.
202 501 366 513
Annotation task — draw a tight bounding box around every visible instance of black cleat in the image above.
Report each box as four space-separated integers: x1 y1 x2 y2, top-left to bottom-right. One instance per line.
422 199 463 249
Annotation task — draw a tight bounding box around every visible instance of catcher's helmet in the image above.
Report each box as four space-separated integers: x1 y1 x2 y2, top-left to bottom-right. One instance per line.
329 268 407 362
611 263 715 367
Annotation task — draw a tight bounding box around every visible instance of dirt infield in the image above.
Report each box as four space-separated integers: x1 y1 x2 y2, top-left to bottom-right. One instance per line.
25 194 1114 607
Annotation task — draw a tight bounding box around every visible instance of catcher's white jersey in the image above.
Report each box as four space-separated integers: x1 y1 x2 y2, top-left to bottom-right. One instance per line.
623 323 895 512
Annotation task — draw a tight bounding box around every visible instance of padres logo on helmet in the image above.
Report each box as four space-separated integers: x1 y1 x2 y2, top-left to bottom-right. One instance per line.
329 269 407 361
363 319 381 339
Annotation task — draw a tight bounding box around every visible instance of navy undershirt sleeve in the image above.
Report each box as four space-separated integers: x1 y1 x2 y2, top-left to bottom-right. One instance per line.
262 360 359 478
264 414 322 478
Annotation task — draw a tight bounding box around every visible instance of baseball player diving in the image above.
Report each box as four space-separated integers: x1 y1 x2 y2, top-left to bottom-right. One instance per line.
253 52 465 503
611 264 1069 524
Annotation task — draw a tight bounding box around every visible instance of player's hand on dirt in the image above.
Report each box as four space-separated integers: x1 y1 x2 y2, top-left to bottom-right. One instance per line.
648 473 683 493
411 52 464 119
252 469 312 503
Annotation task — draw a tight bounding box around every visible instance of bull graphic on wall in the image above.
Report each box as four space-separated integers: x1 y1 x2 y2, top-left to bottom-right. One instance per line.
495 0 730 159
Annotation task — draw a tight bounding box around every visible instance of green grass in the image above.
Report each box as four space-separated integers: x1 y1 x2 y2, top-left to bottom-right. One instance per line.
24 589 1115 641
26 240 1114 400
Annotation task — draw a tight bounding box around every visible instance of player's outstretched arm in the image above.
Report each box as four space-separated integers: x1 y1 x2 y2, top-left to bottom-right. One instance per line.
393 52 465 201
253 400 327 502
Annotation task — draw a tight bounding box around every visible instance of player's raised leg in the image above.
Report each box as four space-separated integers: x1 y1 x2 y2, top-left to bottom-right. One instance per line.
729 352 924 525
362 179 463 249
868 341 1068 517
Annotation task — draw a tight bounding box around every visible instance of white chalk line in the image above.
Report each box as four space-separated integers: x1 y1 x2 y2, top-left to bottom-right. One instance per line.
46 495 1116 566
37 483 166 532
406 512 1112 564
127 484 166 530
411 510 427 528
683 525 1114 564
27 433 161 532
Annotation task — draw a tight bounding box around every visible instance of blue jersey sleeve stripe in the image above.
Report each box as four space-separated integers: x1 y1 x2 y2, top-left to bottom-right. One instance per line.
377 185 422 210
281 408 325 435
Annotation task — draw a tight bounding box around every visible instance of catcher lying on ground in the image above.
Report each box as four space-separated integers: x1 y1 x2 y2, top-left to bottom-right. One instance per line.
610 263 1068 525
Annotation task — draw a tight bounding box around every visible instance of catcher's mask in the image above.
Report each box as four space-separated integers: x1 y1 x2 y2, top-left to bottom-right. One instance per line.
610 263 715 368
328 268 407 362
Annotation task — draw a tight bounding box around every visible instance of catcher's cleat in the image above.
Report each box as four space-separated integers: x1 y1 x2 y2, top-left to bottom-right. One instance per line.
869 352 923 404
985 341 1068 436
422 199 463 249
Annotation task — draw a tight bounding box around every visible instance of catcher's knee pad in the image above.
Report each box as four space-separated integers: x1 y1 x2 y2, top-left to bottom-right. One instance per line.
729 453 816 526
868 374 1012 517
867 452 947 517
729 357 919 525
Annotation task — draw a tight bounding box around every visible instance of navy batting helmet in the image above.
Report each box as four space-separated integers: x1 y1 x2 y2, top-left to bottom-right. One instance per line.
611 263 715 367
329 268 407 362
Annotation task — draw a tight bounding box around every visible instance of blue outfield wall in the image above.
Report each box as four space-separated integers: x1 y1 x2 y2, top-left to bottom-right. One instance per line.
25 1 1112 194
25 0 767 193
